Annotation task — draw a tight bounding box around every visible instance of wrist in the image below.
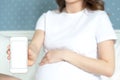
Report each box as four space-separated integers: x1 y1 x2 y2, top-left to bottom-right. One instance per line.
29 43 39 55
62 49 78 63
62 49 72 62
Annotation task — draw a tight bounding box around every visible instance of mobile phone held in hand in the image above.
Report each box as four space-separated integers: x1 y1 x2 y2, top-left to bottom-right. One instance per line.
10 37 28 73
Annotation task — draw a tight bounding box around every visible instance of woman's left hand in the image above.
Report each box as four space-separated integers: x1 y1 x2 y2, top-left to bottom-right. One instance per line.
40 49 67 65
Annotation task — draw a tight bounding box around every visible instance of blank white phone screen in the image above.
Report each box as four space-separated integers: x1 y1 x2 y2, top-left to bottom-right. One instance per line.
11 39 28 69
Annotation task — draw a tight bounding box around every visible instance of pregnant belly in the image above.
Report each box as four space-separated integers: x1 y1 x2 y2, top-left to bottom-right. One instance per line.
35 61 100 80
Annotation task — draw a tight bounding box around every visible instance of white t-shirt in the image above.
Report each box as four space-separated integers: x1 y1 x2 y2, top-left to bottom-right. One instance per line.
35 9 117 80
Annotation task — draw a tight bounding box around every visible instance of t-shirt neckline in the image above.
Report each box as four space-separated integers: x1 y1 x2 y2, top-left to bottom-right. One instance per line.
62 8 87 16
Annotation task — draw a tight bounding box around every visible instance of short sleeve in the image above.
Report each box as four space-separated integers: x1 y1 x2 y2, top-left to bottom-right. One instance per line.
35 13 46 31
95 11 117 43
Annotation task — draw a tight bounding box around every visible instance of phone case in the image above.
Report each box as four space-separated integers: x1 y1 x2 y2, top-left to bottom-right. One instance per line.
10 37 28 73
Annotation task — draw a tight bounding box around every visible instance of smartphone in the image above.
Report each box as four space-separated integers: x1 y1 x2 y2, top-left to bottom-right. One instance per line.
10 37 28 73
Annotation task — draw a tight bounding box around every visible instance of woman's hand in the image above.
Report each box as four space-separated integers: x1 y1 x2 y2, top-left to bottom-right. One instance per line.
27 45 38 66
40 49 68 65
7 45 38 66
7 30 45 66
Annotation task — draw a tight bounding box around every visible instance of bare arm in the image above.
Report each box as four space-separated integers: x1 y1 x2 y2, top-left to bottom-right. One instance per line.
29 30 45 54
63 40 115 77
40 40 115 77
28 30 45 66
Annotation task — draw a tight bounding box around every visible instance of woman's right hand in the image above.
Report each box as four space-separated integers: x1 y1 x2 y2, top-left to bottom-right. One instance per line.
27 45 38 66
7 45 38 66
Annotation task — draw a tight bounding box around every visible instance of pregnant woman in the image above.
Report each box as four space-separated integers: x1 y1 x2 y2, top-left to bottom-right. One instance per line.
7 0 117 80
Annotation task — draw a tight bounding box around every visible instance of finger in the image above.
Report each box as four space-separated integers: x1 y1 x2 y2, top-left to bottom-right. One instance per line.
6 47 10 54
40 58 48 66
40 58 46 65
7 50 11 55
40 62 44 66
28 60 34 66
28 48 33 58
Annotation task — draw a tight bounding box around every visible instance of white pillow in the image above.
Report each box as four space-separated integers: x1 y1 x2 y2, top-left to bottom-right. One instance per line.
0 35 43 80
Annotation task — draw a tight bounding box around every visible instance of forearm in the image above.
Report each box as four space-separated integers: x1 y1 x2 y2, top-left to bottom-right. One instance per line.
63 50 114 77
28 43 41 55
29 30 45 55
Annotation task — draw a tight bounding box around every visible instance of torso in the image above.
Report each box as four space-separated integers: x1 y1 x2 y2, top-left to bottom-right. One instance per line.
35 9 107 80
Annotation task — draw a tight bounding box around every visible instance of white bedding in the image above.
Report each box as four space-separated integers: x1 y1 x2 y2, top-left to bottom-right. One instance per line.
0 33 120 80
